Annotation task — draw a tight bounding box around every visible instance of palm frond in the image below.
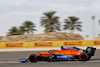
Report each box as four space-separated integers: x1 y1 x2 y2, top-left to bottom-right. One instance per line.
63 16 82 33
77 27 82 31
40 11 60 32
69 16 79 23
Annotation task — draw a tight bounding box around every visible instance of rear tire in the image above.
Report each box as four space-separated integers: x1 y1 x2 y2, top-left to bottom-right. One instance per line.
29 54 38 62
79 53 88 61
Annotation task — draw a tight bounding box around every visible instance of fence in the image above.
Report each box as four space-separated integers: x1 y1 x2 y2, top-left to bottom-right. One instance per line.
0 40 100 48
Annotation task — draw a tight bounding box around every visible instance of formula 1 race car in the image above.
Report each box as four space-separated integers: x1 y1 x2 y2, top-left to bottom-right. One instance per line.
20 46 96 63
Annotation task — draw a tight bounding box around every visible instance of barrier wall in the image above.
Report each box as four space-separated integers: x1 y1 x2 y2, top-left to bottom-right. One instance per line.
0 40 100 48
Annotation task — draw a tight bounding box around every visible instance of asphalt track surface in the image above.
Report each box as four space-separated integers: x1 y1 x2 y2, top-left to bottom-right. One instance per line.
0 50 100 67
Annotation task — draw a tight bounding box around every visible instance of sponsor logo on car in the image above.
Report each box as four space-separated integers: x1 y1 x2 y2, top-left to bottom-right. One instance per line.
57 55 67 58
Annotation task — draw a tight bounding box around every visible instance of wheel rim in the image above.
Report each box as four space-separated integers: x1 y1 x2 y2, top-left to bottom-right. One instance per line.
29 54 37 62
81 55 87 60
79 53 88 61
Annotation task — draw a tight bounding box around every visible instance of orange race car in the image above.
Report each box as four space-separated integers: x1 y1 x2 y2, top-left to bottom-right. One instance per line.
20 46 96 63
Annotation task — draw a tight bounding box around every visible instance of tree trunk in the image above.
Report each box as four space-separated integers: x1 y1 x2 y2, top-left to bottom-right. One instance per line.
50 24 53 32
71 30 74 33
27 30 30 34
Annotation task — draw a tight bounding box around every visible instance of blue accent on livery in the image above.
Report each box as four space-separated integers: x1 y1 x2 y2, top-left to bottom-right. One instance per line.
55 54 71 60
61 46 79 50
20 59 28 62
55 54 76 60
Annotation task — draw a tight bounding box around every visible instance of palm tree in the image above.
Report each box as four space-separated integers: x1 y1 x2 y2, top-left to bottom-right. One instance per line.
40 11 61 32
63 16 82 33
22 21 36 34
8 26 21 35
18 26 26 35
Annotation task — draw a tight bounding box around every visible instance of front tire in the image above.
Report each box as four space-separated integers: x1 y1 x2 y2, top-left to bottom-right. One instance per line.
29 54 38 62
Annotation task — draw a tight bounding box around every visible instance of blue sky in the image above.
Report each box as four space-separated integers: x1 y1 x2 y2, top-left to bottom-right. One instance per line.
0 0 100 40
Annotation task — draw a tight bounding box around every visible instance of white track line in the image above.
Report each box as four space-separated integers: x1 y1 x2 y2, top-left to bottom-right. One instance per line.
0 60 100 64
0 61 20 63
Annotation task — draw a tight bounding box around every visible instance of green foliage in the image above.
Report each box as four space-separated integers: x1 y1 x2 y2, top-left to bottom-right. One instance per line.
18 26 26 34
7 11 83 36
22 21 36 34
8 26 22 35
7 21 36 35
40 11 61 32
63 16 82 33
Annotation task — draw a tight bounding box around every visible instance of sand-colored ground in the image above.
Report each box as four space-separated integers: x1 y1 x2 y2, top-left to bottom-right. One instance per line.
0 32 84 42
